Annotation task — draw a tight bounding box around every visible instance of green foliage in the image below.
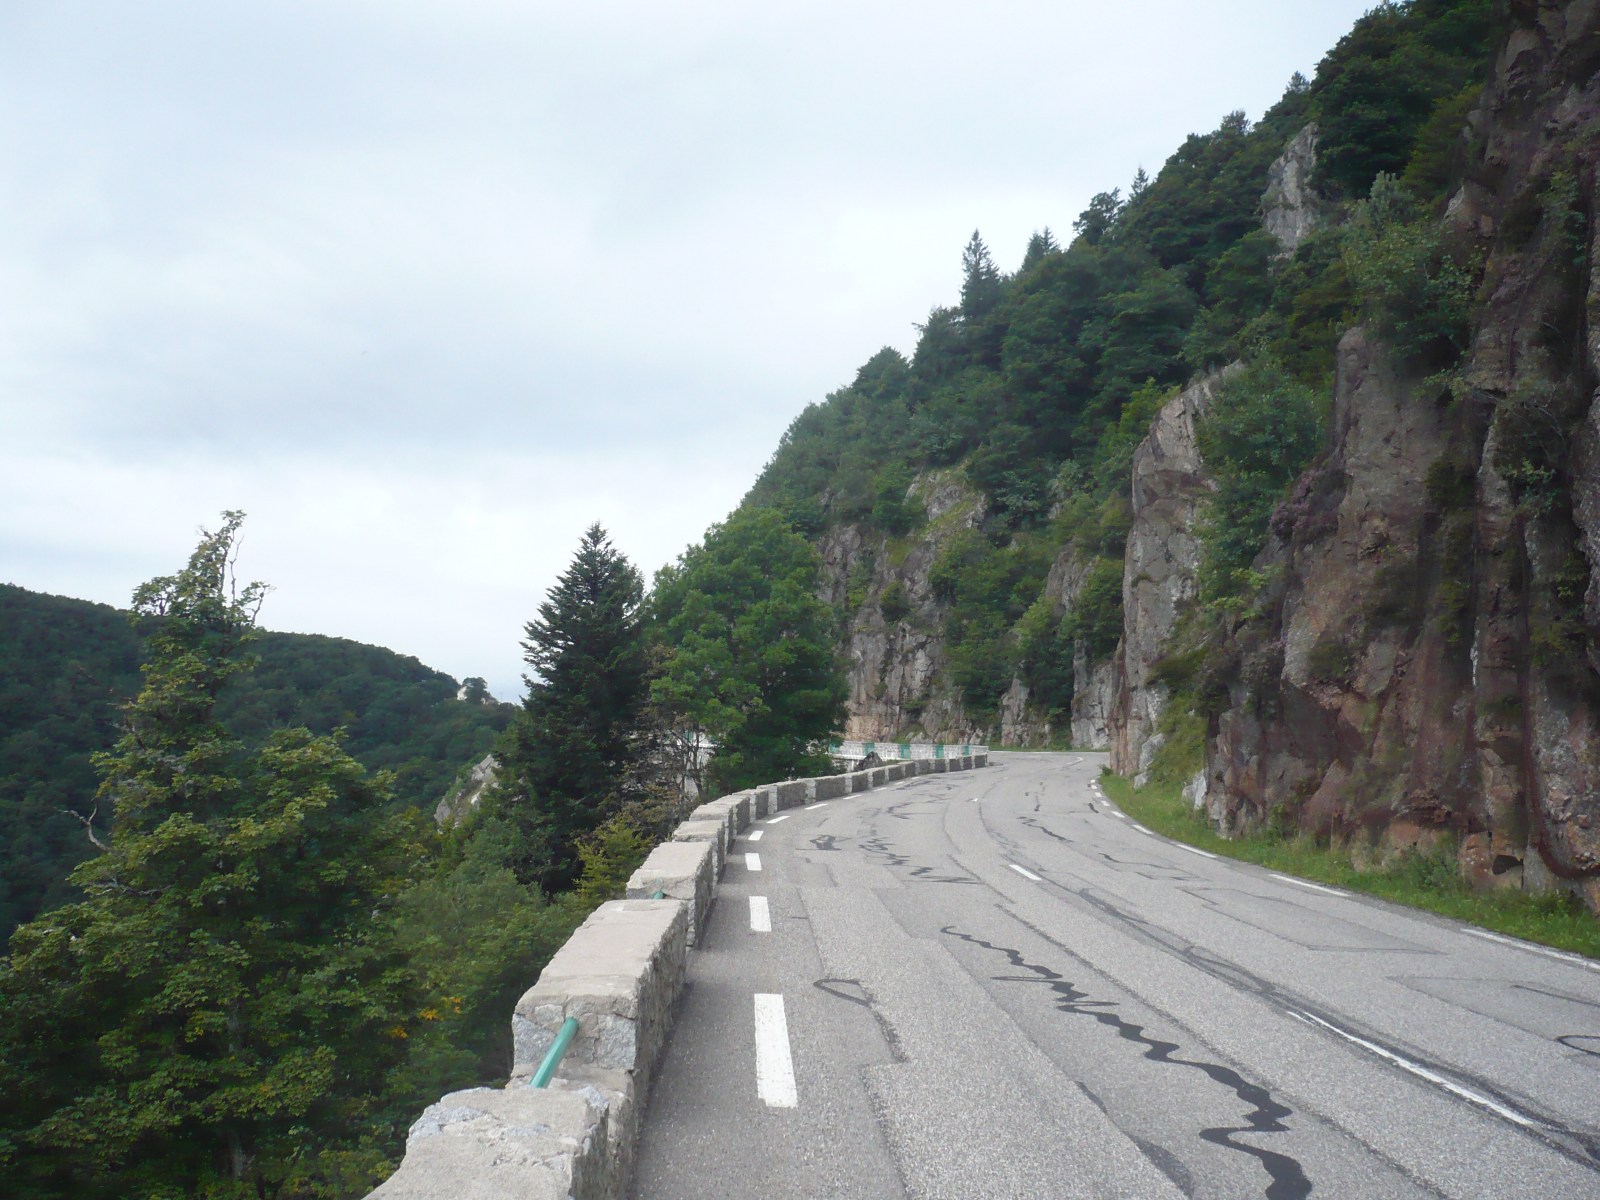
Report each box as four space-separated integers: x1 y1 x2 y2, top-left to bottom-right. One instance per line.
0 583 507 944
1195 362 1326 601
929 532 1052 720
879 580 912 624
1015 596 1073 719
728 0 1512 738
1401 83 1483 197
571 814 655 907
1120 109 1290 291
390 818 586 1096
869 462 922 534
651 509 848 792
1062 558 1125 662
1491 379 1578 517
1342 174 1480 364
1183 231 1278 370
0 515 422 1199
1308 0 1502 199
492 524 647 894
960 230 1005 366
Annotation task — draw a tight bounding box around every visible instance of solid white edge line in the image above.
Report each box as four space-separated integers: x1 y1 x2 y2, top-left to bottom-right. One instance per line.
749 896 772 933
1466 927 1600 971
748 830 764 842
1293 1011 1535 1128
1108 810 1126 819
1008 863 1043 882
766 814 791 824
753 993 799 1107
1271 873 1347 897
1178 844 1219 860
1130 823 1154 836
745 853 762 871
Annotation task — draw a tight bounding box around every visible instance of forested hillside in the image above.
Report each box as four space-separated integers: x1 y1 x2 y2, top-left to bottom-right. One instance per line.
0 582 511 938
747 0 1502 737
742 0 1600 915
1 504 848 1197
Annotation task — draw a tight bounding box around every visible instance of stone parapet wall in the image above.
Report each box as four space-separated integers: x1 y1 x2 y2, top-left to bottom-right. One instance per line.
369 752 988 1199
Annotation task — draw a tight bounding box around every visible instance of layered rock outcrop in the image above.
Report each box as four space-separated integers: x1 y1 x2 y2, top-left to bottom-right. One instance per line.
1261 123 1321 255
1107 370 1230 781
820 470 986 742
1199 0 1600 909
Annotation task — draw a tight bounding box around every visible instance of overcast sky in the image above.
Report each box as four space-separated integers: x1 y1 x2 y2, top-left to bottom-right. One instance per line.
2 0 1376 700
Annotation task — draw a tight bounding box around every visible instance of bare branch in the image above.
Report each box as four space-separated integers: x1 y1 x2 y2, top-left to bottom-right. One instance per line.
63 803 111 853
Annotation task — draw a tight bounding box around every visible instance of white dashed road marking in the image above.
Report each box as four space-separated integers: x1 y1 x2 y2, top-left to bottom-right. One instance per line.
1466 927 1600 971
746 853 762 871
748 830 764 841
806 802 829 810
766 815 791 824
749 896 772 933
1290 1010 1536 1129
1008 863 1043 882
1272 873 1347 897
1178 844 1219 860
753 994 799 1107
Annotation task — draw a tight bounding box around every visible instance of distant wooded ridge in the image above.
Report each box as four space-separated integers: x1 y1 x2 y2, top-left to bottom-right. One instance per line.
0 581 511 938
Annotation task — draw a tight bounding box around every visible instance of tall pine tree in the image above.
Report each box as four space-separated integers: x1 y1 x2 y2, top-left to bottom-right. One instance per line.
493 524 646 892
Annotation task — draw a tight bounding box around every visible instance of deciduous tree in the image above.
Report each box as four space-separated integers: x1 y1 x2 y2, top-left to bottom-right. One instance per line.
0 513 419 1200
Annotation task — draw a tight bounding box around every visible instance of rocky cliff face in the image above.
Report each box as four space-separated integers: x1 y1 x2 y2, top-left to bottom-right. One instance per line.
1196 0 1600 909
1261 122 1322 255
819 470 987 742
1108 370 1230 782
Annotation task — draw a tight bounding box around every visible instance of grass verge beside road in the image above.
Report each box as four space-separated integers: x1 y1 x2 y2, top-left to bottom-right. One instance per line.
1101 772 1600 961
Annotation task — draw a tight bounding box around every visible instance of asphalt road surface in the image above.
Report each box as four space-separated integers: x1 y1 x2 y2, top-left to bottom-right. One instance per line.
630 752 1600 1199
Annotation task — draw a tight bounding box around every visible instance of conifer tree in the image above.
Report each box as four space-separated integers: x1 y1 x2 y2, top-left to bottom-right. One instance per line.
959 229 1003 323
960 229 1005 367
493 523 646 892
0 513 419 1200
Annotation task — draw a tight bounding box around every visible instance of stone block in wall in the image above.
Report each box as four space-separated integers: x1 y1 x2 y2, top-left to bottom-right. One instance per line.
748 785 774 818
916 760 934 775
774 780 809 809
691 791 751 839
932 758 949 773
813 774 850 800
369 1083 609 1200
670 819 726 873
867 767 886 787
512 899 688 1097
625 840 715 946
688 800 736 846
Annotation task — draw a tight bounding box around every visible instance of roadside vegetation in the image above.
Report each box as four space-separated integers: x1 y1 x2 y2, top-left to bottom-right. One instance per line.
1100 772 1600 960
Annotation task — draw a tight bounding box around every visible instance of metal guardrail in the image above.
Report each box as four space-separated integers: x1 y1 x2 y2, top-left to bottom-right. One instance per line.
530 1016 579 1088
829 740 987 762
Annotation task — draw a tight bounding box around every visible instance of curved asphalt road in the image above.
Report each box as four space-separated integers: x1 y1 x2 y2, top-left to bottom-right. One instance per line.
630 752 1600 1199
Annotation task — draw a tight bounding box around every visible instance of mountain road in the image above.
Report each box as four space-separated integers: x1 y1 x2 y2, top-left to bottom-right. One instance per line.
629 751 1600 1199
